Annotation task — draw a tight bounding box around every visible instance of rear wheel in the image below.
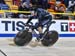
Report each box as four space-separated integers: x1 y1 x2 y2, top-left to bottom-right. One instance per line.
41 30 58 46
14 30 32 46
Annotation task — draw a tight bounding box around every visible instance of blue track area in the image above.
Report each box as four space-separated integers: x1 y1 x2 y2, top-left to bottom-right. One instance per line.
0 34 75 37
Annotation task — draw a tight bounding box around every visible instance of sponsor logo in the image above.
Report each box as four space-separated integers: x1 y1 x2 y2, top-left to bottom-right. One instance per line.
1 21 25 31
61 22 75 32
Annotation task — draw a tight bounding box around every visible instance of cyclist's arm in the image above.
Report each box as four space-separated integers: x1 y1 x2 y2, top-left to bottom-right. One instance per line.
26 16 33 24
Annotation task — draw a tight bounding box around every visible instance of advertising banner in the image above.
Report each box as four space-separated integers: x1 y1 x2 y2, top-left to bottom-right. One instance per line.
0 19 75 37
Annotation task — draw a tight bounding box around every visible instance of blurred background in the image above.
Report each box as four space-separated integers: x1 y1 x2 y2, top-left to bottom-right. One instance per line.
0 0 75 20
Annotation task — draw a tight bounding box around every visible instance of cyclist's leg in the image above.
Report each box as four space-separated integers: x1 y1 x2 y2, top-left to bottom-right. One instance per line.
35 15 52 41
34 22 43 41
37 26 43 38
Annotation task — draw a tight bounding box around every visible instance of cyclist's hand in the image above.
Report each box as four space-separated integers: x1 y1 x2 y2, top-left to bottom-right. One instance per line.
52 21 56 23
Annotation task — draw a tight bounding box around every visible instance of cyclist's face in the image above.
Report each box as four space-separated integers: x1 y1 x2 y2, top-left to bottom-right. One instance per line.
34 12 37 16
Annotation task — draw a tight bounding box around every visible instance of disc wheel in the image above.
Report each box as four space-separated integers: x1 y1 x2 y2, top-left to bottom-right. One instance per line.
14 30 32 46
41 30 59 46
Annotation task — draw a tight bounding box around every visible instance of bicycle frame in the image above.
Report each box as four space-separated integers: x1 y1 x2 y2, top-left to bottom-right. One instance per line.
26 21 56 38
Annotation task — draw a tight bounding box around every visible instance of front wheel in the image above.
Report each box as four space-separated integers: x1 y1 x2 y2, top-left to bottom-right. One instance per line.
14 30 32 46
41 30 59 46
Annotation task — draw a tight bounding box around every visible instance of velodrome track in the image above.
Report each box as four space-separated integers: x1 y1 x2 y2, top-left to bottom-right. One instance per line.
0 37 75 56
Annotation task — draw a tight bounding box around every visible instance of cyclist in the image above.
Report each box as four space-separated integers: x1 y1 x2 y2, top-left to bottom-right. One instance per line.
26 8 53 41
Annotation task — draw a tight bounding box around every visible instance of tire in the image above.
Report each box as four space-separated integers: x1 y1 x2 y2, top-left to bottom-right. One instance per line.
14 30 32 46
41 30 58 46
